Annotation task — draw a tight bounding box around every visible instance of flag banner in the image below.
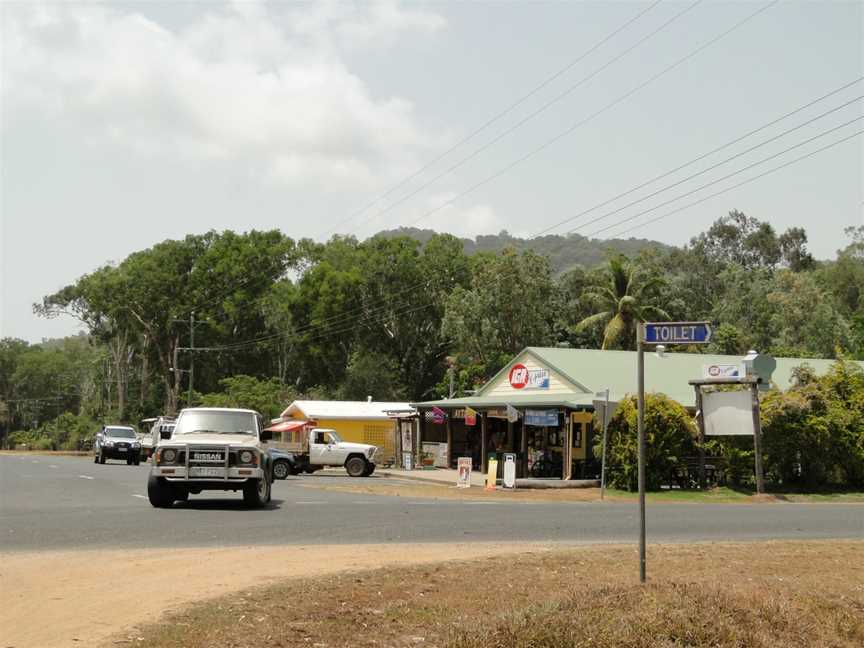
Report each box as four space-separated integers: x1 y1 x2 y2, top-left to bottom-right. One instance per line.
432 406 446 425
506 404 520 423
465 407 477 426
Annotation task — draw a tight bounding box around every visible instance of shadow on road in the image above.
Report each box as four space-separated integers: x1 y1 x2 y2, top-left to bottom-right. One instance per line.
171 498 285 511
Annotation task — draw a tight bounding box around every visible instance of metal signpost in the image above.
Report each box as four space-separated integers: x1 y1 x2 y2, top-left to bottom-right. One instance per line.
638 321 712 583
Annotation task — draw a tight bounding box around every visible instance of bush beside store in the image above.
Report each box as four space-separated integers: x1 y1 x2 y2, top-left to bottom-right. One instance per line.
760 359 864 489
595 393 696 491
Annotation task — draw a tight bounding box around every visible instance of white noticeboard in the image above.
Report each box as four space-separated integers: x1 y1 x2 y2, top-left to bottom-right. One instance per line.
502 453 517 490
703 390 754 436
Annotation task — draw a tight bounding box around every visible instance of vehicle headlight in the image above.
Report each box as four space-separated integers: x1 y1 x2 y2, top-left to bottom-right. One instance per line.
132 442 140 448
159 448 178 464
367 448 376 459
237 450 256 465
105 439 114 446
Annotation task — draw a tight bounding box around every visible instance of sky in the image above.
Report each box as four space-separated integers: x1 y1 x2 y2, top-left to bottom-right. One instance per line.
1 0 862 343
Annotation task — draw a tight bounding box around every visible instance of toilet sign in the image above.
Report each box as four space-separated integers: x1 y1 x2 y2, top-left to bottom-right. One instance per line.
644 321 712 345
502 453 517 490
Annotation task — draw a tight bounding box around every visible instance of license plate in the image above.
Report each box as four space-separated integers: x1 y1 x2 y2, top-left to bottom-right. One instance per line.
190 467 225 478
118 447 127 452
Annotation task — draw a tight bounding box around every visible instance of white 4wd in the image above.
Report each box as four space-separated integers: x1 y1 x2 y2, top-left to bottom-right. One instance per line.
286 428 377 477
148 407 272 508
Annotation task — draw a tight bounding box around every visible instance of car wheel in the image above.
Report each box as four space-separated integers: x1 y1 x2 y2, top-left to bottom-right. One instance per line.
242 477 270 508
99 453 106 464
303 466 317 474
134 457 140 466
362 464 376 477
345 456 367 478
94 454 99 464
126 458 133 465
147 475 175 508
272 460 290 480
174 489 189 503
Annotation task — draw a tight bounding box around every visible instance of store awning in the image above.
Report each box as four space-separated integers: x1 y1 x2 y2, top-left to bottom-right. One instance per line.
264 419 308 433
411 392 598 410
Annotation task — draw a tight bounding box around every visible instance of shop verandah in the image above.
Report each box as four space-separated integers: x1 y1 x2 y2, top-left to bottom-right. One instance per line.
412 395 599 480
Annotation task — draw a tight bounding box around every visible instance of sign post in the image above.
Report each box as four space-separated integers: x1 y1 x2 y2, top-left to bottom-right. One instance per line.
638 321 713 583
637 324 646 584
502 453 517 490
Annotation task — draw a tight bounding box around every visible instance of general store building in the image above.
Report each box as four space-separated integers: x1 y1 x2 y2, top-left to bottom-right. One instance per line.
413 346 850 480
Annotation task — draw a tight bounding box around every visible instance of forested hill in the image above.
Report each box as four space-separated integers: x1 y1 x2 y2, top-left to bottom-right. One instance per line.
375 227 671 274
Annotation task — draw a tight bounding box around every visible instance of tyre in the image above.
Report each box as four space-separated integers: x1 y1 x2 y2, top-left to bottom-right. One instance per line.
242 477 270 508
174 490 189 502
303 466 317 474
272 460 290 480
99 453 106 464
126 458 133 466
362 464 376 477
345 456 367 478
147 475 175 508
94 454 99 464
133 457 140 466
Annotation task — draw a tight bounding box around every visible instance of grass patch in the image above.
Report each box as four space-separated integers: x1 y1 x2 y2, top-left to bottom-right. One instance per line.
117 541 864 648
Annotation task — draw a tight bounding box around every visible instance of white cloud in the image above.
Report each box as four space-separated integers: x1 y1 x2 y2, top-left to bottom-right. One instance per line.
1 1 447 191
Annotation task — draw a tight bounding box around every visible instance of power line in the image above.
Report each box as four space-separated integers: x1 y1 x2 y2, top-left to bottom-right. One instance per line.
394 0 781 232
593 129 864 239
572 118 864 237
530 77 864 237
321 0 665 237
552 97 863 235
334 0 702 237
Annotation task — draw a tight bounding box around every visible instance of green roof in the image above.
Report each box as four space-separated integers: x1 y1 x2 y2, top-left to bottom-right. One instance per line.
414 347 860 410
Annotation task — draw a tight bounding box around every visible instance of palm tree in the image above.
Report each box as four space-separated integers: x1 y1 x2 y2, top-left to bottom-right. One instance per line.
574 255 670 350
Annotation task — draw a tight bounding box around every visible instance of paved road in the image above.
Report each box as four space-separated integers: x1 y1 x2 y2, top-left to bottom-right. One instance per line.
1 455 861 552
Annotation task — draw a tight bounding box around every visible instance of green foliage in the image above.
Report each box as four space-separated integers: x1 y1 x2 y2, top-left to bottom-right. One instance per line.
594 393 697 491
574 253 670 350
200 375 292 420
441 248 556 389
761 359 864 488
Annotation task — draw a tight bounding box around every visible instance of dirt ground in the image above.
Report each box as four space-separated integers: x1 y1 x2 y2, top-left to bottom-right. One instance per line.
122 540 864 648
0 542 559 648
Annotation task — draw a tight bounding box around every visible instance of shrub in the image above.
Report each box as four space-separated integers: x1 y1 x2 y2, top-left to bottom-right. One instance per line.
594 393 696 491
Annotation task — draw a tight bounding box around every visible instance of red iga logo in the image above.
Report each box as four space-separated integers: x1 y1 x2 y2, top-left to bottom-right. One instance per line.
509 364 529 389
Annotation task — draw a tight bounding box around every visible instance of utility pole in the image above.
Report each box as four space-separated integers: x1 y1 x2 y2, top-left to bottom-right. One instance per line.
188 311 195 407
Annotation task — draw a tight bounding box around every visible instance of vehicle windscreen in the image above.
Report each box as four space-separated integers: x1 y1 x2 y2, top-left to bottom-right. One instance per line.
174 411 257 435
105 427 136 439
327 431 343 444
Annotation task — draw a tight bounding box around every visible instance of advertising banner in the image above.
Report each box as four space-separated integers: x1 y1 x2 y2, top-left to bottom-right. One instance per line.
524 409 559 427
457 457 472 488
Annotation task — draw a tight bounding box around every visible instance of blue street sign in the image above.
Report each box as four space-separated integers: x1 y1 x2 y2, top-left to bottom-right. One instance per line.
643 321 712 345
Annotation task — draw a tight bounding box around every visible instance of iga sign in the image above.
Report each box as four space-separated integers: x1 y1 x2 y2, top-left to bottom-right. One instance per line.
508 364 549 390
703 363 744 379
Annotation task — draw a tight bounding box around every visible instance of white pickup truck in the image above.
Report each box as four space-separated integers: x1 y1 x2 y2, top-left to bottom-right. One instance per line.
148 407 272 508
282 427 377 477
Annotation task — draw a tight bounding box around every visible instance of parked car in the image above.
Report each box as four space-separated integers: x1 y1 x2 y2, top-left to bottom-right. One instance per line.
94 425 141 465
139 416 176 460
148 407 273 508
268 447 299 480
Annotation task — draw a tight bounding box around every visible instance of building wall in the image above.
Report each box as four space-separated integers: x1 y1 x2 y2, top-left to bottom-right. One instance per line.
483 351 583 397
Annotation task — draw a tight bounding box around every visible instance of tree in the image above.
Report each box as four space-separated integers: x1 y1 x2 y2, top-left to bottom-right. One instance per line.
199 375 292 421
442 248 557 383
573 254 670 350
594 393 696 491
